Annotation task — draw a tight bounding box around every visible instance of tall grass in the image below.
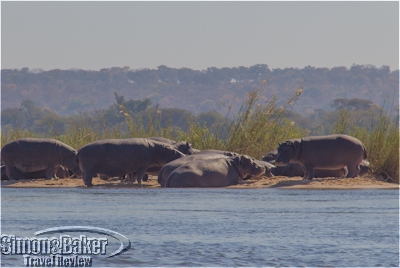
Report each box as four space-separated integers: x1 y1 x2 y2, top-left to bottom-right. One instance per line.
1 86 398 183
177 85 306 158
333 101 399 182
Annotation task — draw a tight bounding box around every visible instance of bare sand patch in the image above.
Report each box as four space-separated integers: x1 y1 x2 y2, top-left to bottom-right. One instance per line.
1 174 398 189
229 174 399 190
1 176 160 188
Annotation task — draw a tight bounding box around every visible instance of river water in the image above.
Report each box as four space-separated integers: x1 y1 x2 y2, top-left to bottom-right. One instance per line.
1 187 399 267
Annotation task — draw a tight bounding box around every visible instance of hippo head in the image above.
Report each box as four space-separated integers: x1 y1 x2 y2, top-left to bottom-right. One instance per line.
63 153 82 176
275 140 299 166
237 155 265 179
262 150 278 162
359 159 370 176
155 144 186 164
223 151 239 157
175 141 196 155
260 160 276 178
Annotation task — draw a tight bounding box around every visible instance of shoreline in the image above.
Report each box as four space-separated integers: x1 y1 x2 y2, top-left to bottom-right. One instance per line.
1 175 398 190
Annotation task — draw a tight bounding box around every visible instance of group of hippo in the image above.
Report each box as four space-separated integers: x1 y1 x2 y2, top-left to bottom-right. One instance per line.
1 134 369 187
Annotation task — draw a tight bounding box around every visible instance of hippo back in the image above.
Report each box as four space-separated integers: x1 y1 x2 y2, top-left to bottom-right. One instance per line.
147 137 196 155
76 138 184 180
1 138 80 176
165 154 265 188
158 153 231 186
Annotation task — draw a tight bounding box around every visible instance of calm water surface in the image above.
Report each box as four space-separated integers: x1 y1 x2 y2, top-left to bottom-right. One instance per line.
1 187 399 267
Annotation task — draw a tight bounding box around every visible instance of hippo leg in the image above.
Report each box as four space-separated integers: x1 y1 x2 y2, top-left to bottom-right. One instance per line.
5 166 21 180
303 164 314 180
346 164 360 178
125 173 137 184
132 173 137 182
82 172 94 187
299 165 308 180
136 166 148 185
342 167 349 177
142 174 149 182
45 166 57 180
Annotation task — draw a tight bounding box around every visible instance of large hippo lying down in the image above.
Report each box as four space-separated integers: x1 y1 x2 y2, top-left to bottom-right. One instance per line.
76 138 185 187
275 134 367 180
165 154 265 188
1 138 81 180
158 152 236 187
191 150 275 180
160 149 274 183
1 165 70 180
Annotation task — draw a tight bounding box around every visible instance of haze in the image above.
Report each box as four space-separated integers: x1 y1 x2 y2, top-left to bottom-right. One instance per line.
1 1 399 71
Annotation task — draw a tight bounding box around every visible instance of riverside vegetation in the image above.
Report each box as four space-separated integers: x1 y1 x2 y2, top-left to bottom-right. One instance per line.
1 84 398 183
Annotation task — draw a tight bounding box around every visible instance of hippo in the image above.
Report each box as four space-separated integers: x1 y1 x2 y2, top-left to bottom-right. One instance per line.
166 154 265 188
140 138 195 176
76 138 185 187
262 150 347 178
358 159 370 176
193 150 274 179
253 159 275 178
274 134 367 180
158 152 234 187
106 137 196 183
193 149 239 156
1 165 70 180
262 150 278 162
271 163 347 178
1 138 82 180
147 137 197 155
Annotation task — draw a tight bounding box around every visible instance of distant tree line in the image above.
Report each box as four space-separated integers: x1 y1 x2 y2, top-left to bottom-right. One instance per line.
1 92 394 137
1 64 398 117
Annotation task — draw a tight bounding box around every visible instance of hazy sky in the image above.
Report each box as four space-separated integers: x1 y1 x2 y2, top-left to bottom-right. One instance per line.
2 1 399 71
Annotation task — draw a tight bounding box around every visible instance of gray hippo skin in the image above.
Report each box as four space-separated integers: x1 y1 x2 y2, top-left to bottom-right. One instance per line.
253 159 275 178
272 163 347 178
1 138 81 180
262 151 347 178
275 134 367 180
1 165 70 180
193 149 239 156
166 155 265 188
147 137 197 155
143 137 196 176
193 150 274 179
112 137 196 183
76 138 185 187
158 153 233 187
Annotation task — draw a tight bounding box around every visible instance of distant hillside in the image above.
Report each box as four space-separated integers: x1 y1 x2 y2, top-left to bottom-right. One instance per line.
1 64 398 116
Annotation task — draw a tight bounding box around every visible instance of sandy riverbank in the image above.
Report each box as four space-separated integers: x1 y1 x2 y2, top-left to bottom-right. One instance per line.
1 174 398 189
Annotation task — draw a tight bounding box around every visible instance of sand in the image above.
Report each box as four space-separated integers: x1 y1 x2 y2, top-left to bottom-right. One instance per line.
1 174 398 190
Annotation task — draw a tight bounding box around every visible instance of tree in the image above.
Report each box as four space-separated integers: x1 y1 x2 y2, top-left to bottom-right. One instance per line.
124 98 152 114
331 98 373 111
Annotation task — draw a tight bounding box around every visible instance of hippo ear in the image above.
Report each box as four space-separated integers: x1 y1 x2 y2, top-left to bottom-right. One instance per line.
240 155 252 165
278 143 281 146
